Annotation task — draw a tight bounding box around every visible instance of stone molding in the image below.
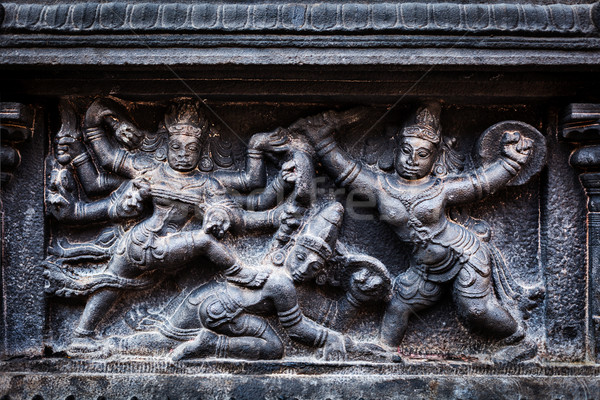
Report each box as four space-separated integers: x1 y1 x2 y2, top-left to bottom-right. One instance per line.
2 2 598 35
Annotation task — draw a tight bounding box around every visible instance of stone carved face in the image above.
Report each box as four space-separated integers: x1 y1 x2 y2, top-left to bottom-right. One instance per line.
46 159 76 218
348 268 386 301
286 244 325 283
395 136 438 180
55 135 76 165
167 134 201 172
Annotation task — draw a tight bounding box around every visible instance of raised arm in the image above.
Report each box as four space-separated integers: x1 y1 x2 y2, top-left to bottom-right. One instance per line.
212 148 265 192
83 99 145 179
47 177 148 223
300 113 379 199
233 172 290 211
445 131 533 206
212 129 285 192
68 140 124 196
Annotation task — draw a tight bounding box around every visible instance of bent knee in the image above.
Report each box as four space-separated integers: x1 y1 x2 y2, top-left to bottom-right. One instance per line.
261 336 284 359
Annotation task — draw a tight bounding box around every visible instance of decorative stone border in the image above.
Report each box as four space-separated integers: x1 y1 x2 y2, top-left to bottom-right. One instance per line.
2 2 598 35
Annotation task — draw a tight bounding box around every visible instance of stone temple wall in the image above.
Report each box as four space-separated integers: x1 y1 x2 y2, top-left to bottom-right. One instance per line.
1 1 600 399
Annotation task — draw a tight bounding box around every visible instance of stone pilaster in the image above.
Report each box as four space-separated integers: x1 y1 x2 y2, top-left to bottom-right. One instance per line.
562 103 600 362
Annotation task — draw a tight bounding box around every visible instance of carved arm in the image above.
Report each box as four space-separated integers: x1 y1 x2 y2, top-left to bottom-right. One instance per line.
301 114 378 199
83 99 140 178
445 131 533 206
70 145 124 196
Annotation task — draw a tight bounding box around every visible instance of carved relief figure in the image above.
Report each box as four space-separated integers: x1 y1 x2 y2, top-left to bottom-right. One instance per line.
103 203 349 361
300 103 543 360
42 97 544 362
45 100 286 351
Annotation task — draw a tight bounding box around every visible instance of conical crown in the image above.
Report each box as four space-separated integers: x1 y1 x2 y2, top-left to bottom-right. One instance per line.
401 102 441 145
164 100 209 140
296 202 344 260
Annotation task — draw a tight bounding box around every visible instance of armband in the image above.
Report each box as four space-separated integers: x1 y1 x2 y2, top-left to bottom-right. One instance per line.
278 304 303 328
247 148 263 159
315 135 337 157
335 161 362 187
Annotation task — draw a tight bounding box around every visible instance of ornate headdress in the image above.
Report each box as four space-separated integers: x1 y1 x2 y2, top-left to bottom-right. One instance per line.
296 202 344 260
401 102 442 145
164 100 209 140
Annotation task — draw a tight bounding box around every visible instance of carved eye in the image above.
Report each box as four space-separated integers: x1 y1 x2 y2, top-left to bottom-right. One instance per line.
418 150 430 158
170 143 180 150
296 252 306 261
401 145 411 154
187 145 199 152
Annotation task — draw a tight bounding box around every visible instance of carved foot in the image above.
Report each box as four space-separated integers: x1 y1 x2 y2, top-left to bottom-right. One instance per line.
170 330 218 361
67 336 102 356
492 337 537 365
502 324 526 346
100 336 123 357
346 340 394 362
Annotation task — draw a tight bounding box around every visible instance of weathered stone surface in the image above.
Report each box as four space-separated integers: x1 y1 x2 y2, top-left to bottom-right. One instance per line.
1 1 600 398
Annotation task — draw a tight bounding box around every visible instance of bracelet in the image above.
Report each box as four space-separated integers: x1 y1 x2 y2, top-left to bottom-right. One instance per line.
71 152 91 167
315 135 336 157
224 264 242 277
499 156 520 176
84 127 104 142
247 149 263 159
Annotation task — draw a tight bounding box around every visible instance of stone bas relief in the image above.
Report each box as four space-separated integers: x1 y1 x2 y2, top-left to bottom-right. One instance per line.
42 98 546 364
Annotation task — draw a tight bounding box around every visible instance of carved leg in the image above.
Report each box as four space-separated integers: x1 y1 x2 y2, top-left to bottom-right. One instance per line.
454 275 539 364
74 289 122 338
73 254 140 340
104 332 179 356
380 296 414 348
172 315 284 361
380 269 443 348
217 315 284 360
452 268 518 339
150 230 236 270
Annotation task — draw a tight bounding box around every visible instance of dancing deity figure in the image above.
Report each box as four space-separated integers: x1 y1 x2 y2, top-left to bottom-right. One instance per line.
66 100 279 350
301 103 537 355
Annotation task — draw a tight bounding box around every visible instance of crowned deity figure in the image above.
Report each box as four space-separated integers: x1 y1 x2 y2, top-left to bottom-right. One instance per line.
57 100 291 352
300 103 540 360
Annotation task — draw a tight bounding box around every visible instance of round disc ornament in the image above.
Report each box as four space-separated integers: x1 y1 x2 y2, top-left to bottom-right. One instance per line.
474 120 546 187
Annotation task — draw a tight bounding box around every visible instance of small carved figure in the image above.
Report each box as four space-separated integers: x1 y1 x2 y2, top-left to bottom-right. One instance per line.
300 103 543 360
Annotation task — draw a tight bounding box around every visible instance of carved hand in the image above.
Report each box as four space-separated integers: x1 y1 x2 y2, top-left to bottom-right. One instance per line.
115 178 150 218
296 112 337 144
348 268 386 303
501 131 533 165
46 190 76 221
113 120 144 149
280 203 305 231
56 135 86 164
84 99 118 128
203 207 232 239
281 159 298 183
322 331 347 361
248 128 289 153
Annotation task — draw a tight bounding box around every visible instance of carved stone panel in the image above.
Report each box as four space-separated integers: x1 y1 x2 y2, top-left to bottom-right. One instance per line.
2 1 600 398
